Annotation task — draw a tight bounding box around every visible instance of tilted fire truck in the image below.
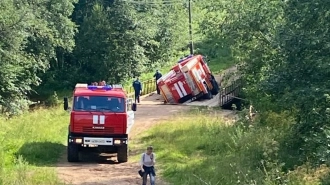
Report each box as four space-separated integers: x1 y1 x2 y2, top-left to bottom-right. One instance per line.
157 55 219 104
63 84 136 162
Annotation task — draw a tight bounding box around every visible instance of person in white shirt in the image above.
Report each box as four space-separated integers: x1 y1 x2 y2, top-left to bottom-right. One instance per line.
140 146 156 185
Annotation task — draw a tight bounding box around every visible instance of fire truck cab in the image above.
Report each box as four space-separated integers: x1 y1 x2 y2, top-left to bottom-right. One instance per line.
63 84 136 163
157 55 219 104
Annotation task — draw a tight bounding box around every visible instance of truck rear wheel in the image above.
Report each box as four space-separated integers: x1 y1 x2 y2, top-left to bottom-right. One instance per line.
67 143 79 162
117 145 128 163
205 89 213 99
210 79 219 95
202 83 213 100
203 86 213 100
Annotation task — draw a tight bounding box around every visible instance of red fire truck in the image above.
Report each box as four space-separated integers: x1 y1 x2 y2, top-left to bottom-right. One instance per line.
63 84 136 163
157 55 219 104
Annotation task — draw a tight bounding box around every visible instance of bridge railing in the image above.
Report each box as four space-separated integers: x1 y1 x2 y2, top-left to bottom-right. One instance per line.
219 79 242 106
124 77 242 105
125 79 156 99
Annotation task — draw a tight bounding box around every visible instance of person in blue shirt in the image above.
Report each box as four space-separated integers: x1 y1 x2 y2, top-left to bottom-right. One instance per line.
132 77 142 103
153 70 162 94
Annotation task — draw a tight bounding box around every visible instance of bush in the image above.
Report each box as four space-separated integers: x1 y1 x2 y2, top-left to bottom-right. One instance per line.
133 109 330 185
44 91 60 107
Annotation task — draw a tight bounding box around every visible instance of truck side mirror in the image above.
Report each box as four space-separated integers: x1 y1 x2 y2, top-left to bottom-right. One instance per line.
64 97 68 110
132 103 137 111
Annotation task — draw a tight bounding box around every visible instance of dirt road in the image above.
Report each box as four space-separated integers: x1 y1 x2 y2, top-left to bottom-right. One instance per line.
55 65 239 184
56 76 235 185
56 102 191 185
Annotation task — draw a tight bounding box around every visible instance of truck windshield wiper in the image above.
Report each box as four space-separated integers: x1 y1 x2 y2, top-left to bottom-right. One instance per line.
98 108 120 114
98 108 109 115
74 108 93 114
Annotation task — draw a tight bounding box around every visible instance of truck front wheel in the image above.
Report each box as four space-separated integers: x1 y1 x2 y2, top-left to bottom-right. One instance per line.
117 145 128 163
67 143 79 162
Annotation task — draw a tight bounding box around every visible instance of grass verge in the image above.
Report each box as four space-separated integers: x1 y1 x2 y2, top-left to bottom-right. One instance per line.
0 106 68 185
132 109 330 185
208 56 235 74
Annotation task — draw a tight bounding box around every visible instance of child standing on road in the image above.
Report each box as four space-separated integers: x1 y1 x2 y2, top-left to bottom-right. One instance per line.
140 146 156 185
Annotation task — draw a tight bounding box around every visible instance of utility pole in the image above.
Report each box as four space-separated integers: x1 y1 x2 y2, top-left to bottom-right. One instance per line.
188 0 193 55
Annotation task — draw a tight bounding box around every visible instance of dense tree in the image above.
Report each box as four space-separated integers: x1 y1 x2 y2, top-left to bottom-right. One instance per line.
264 0 330 166
192 0 330 181
1 0 330 182
0 0 193 114
74 1 140 83
204 0 330 170
0 0 77 115
36 0 192 91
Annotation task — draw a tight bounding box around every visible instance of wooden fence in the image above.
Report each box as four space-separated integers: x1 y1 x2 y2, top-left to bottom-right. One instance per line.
125 79 156 99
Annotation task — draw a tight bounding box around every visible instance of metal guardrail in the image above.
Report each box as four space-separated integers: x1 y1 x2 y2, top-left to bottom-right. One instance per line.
125 79 156 99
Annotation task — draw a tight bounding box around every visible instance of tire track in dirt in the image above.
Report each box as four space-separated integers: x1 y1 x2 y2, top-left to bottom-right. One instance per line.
56 103 191 185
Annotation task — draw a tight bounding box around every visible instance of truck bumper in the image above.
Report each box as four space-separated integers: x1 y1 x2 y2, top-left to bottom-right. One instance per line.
68 135 127 146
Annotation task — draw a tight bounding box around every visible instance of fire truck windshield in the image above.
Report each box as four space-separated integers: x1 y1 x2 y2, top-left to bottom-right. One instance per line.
73 96 125 113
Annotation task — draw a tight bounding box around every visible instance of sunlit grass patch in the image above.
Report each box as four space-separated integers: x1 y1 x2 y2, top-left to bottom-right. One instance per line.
132 110 323 185
0 106 68 184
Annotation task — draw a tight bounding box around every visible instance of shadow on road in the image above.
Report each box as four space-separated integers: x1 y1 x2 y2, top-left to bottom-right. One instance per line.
56 148 126 167
16 141 66 166
17 141 123 167
78 152 120 164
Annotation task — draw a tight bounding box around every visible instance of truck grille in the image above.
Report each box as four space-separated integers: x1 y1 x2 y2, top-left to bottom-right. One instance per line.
82 127 115 133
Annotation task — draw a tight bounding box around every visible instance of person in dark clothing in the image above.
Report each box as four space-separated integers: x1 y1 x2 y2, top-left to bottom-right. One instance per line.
153 70 162 94
132 77 142 103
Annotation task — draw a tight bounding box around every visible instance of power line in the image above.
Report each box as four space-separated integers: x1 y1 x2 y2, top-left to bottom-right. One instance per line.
188 0 193 55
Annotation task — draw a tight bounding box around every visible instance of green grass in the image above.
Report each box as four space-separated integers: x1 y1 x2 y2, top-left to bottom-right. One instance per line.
132 110 263 185
208 56 235 74
0 106 68 185
132 109 329 185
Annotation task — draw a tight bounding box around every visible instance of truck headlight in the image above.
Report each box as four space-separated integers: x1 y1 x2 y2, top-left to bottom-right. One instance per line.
114 140 121 144
75 138 82 143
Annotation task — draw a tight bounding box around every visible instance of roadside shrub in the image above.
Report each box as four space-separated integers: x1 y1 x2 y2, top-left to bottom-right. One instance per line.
44 91 60 107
